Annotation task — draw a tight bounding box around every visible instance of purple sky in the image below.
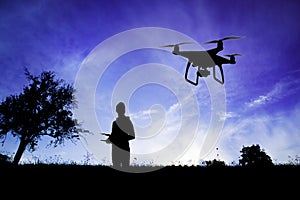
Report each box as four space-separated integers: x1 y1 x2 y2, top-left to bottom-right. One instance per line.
1 0 300 165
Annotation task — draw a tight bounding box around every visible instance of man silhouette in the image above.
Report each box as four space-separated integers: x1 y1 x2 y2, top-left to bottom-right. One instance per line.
105 102 135 169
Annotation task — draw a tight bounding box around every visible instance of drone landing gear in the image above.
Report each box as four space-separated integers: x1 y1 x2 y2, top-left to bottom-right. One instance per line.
185 62 225 86
184 62 199 86
213 65 225 84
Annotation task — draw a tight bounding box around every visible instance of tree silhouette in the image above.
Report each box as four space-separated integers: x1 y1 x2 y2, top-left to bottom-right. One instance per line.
0 153 11 165
239 144 273 167
0 68 83 165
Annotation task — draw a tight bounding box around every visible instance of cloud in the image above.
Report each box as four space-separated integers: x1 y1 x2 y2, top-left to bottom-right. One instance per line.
246 95 269 108
217 103 300 164
217 111 239 121
246 75 300 108
130 108 159 121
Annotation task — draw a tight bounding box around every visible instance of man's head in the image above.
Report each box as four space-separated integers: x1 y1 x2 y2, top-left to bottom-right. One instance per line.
116 102 125 115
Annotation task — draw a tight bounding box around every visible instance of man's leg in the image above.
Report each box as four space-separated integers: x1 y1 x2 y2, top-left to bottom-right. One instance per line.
112 145 122 168
120 149 130 168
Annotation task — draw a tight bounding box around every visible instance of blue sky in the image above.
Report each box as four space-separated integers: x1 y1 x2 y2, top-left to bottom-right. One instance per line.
1 0 300 166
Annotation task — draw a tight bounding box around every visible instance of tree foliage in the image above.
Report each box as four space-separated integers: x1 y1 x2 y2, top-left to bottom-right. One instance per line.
239 144 273 167
0 68 82 165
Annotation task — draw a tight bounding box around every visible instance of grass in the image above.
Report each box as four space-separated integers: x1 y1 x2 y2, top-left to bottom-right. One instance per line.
1 162 299 178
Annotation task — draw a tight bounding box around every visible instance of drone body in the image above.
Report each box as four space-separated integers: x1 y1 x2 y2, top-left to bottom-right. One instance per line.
161 36 243 85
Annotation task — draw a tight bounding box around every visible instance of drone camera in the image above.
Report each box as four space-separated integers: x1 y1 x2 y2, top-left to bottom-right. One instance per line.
198 69 210 77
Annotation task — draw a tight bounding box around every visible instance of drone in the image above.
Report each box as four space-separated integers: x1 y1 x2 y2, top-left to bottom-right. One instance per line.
160 36 243 85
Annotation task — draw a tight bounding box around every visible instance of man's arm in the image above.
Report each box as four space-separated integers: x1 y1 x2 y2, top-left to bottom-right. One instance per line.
100 133 111 143
127 119 135 140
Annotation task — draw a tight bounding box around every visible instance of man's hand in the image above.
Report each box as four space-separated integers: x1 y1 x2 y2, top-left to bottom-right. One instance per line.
101 138 111 144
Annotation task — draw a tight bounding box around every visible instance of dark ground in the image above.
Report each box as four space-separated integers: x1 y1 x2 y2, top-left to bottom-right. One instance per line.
1 164 299 197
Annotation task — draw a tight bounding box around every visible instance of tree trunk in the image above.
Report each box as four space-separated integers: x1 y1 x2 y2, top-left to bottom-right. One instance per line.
13 139 28 165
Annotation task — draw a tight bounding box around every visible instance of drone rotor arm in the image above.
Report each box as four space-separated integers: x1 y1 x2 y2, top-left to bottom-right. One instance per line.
204 36 244 45
160 42 195 48
220 36 244 41
223 53 243 57
203 40 219 44
177 42 195 45
159 44 176 48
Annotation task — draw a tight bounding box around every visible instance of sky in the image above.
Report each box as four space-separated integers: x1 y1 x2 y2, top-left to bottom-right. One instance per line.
1 0 300 167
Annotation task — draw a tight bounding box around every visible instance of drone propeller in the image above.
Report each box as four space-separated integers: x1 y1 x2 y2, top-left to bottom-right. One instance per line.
204 36 244 44
160 42 195 48
223 53 243 57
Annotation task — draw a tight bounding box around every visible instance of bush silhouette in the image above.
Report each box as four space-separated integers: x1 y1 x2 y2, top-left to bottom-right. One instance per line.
205 159 226 167
239 144 273 167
